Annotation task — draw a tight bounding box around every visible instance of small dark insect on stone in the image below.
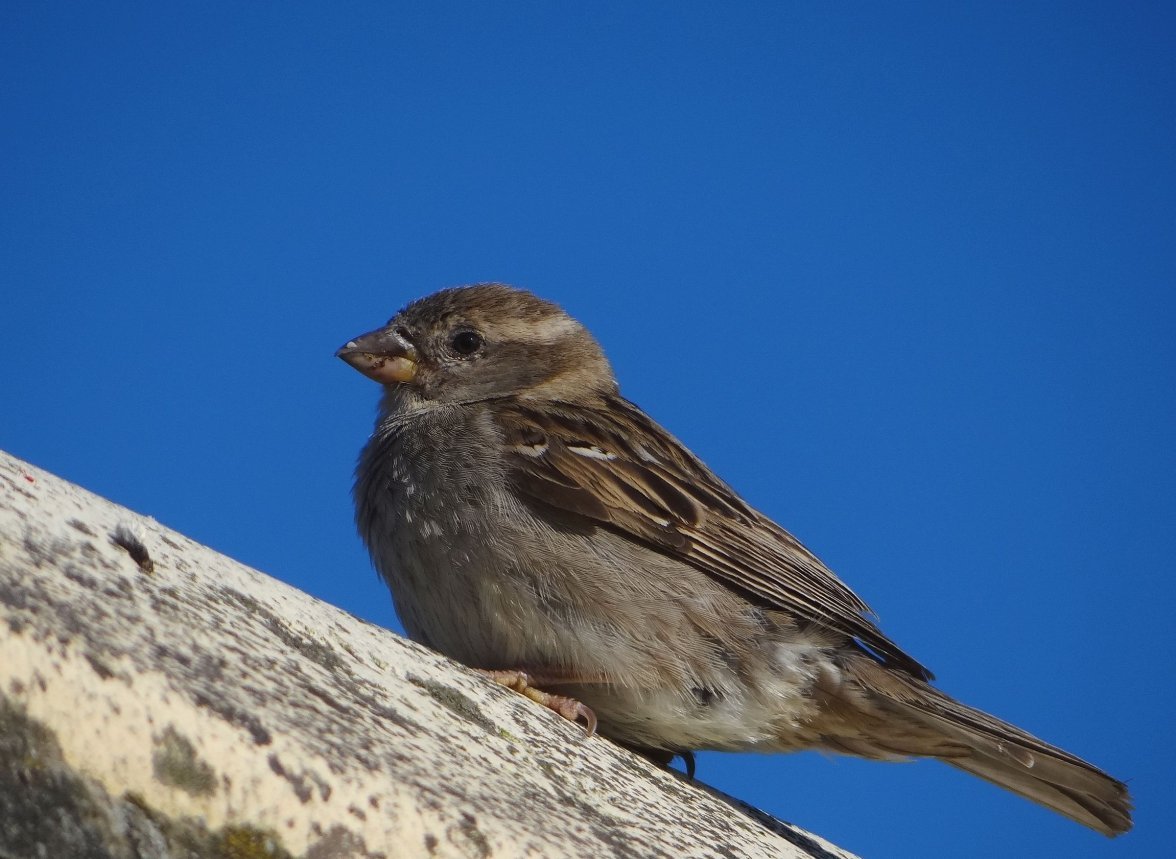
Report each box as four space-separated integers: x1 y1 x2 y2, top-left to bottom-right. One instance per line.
111 525 155 574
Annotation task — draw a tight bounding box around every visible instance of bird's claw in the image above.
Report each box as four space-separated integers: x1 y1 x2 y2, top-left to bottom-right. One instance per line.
479 669 597 737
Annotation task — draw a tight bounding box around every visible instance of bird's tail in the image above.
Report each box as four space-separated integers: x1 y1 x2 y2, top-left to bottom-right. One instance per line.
827 661 1133 836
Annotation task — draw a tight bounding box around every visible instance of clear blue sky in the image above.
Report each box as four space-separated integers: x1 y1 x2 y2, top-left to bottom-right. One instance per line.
3 4 1172 857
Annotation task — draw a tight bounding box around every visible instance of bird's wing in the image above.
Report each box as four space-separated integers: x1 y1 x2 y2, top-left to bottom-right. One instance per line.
496 396 932 680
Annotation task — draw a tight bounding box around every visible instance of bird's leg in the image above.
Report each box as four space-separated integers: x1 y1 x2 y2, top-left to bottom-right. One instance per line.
477 669 597 737
629 746 697 778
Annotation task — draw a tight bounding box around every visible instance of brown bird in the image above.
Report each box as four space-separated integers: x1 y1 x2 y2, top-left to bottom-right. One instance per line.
338 283 1131 836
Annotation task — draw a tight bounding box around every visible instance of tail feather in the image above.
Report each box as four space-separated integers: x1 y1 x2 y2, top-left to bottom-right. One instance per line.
888 679 1132 836
829 658 1133 835
948 749 1131 837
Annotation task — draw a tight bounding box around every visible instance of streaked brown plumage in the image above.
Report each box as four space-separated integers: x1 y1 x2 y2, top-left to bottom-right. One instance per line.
338 283 1132 836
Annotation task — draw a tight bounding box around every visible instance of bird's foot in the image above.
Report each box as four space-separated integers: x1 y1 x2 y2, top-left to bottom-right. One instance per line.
478 669 597 737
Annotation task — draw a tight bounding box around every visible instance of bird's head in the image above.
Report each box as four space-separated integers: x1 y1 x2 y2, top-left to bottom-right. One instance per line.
337 283 617 405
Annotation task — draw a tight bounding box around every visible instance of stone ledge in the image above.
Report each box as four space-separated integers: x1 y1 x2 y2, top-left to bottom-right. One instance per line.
0 449 856 859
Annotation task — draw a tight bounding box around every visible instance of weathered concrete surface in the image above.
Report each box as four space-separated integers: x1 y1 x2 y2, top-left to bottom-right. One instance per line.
0 449 857 859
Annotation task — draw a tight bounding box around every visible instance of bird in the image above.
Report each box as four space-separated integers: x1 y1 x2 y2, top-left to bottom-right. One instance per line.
337 283 1131 836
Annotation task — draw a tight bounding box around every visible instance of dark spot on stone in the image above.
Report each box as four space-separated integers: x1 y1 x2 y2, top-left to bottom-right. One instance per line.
455 812 491 859
149 589 184 617
48 600 89 644
152 726 217 796
153 641 194 669
406 674 496 734
343 686 411 732
337 639 360 662
67 518 97 536
537 759 558 782
84 651 115 679
304 683 350 715
347 803 366 820
268 754 313 803
22 533 73 569
220 587 347 676
584 814 643 857
101 575 136 602
63 565 99 590
312 772 332 802
424 832 439 853
613 747 658 782
192 690 273 745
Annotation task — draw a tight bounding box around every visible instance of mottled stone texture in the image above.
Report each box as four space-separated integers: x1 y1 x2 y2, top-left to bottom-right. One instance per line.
0 450 856 859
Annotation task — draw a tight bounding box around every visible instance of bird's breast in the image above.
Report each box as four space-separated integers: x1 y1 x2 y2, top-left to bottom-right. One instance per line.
354 408 539 666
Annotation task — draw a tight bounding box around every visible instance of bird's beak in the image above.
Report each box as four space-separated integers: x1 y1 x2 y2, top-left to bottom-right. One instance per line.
336 326 419 384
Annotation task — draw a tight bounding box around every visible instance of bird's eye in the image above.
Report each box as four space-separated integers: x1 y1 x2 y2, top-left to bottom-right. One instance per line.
450 330 483 356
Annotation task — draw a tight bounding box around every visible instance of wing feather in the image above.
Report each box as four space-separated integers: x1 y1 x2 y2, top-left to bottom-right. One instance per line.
497 396 932 680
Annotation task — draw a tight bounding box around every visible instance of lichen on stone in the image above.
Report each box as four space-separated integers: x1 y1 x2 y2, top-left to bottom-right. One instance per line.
153 725 218 797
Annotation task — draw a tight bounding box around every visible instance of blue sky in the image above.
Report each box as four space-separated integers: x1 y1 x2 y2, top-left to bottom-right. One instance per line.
2 3 1172 856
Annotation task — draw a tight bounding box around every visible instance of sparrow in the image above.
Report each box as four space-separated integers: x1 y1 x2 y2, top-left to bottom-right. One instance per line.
338 283 1132 836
